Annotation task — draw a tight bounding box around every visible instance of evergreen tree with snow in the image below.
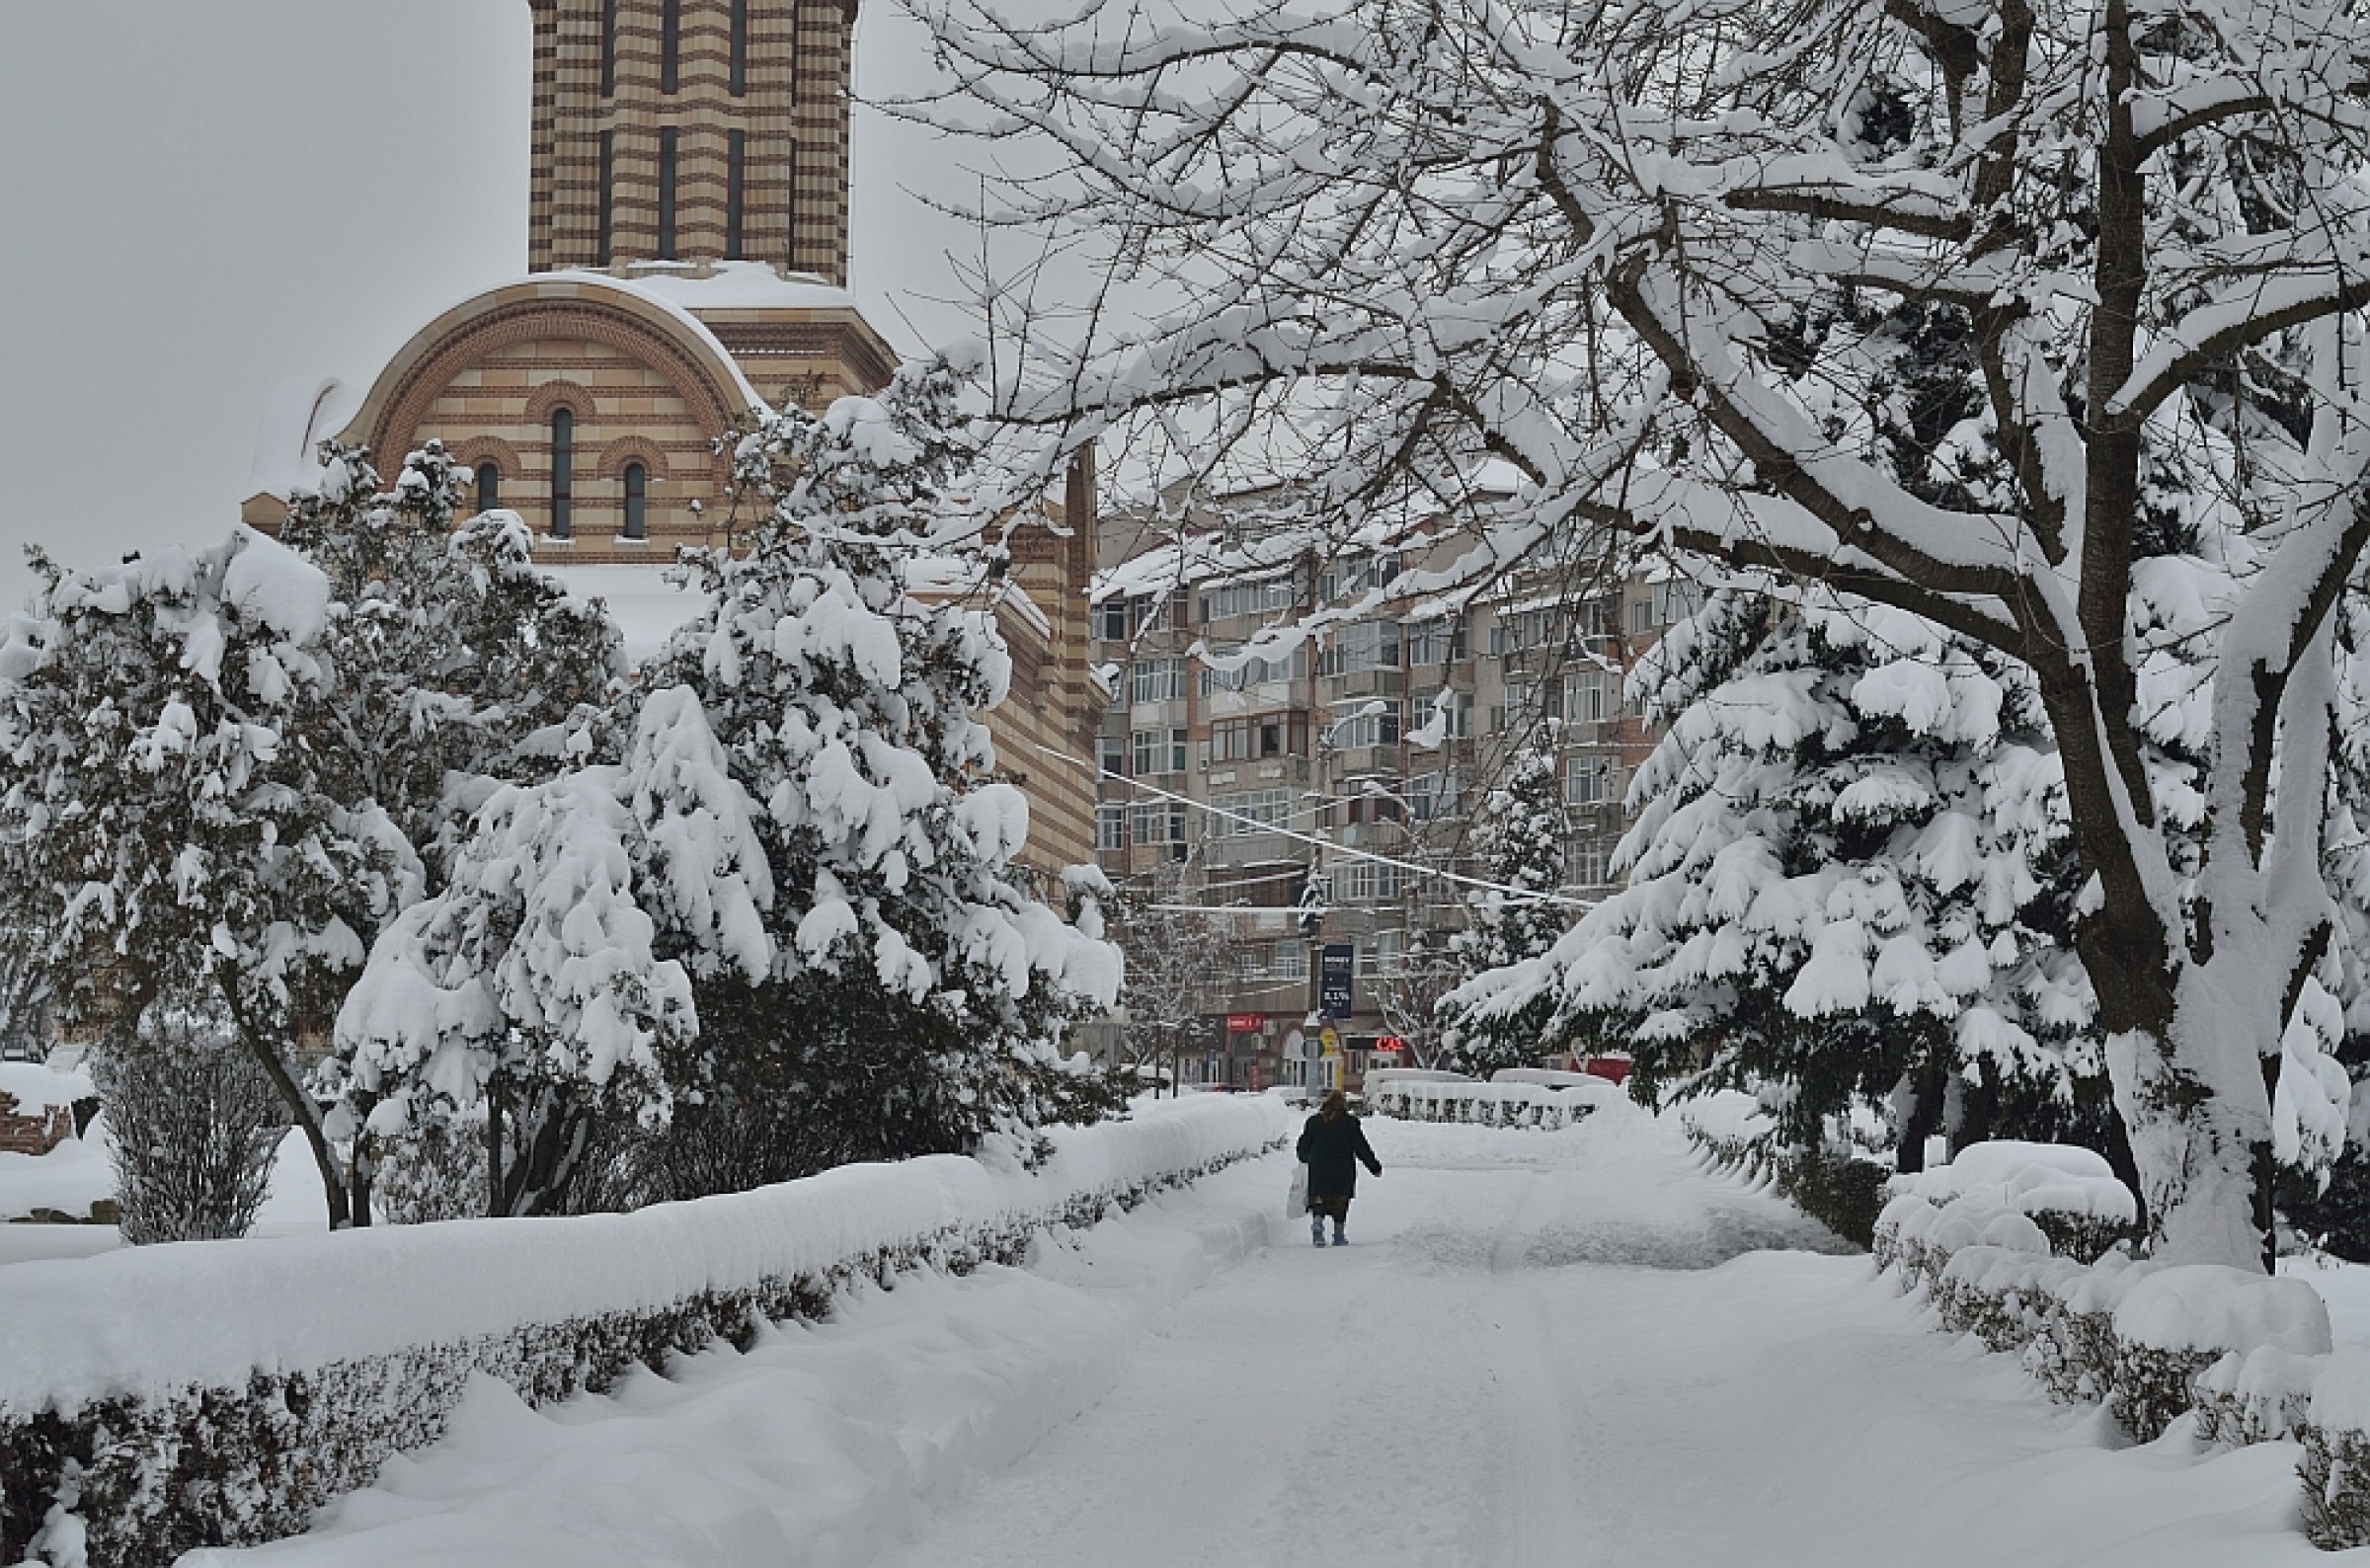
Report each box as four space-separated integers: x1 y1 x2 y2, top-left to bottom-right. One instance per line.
1437 737 1572 1076
1538 589 2102 1164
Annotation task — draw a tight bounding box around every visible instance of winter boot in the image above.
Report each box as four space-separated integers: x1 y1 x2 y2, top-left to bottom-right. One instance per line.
1331 1224 1348 1246
1310 1215 1327 1247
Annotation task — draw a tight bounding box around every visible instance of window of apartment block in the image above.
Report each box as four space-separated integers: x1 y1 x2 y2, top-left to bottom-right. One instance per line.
1096 805 1127 852
1631 597 1654 636
1573 669 1607 723
1094 597 1129 642
1329 699 1401 749
1355 929 1405 976
1198 576 1296 621
1406 615 1464 666
1566 753 1608 806
1570 841 1610 888
1321 620 1401 675
1272 943 1308 980
1097 735 1127 777
1130 802 1189 856
1133 727 1188 776
1405 769 1462 822
1201 647 1305 694
1344 860 1401 902
1130 657 1185 704
1213 788 1293 834
1419 688 1473 740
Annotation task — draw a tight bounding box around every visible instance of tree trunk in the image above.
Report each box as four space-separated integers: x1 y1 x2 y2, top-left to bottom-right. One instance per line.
220 987 353 1230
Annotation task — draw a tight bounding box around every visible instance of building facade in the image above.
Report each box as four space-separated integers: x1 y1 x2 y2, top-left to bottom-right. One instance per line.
242 0 1100 879
1091 499 1690 1088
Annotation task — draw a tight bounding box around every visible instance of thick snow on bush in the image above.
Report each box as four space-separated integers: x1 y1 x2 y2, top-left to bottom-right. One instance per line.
2114 1265 2333 1358
0 1095 1288 1413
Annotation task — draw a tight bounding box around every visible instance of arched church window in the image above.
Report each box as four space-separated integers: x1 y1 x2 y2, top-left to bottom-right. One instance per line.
475 461 500 516
623 462 648 541
662 0 681 94
551 409 575 539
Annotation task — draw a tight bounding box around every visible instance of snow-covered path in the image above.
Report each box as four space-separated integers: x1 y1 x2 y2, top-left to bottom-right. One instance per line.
201 1108 2349 1568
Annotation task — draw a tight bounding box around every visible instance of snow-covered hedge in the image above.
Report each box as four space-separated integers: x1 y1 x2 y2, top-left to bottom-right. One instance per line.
1366 1076 1613 1131
1870 1155 2370 1549
0 1096 1290 1567
1677 1092 1891 1248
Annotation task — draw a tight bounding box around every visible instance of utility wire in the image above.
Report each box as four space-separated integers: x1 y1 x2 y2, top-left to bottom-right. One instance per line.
1037 743 1601 910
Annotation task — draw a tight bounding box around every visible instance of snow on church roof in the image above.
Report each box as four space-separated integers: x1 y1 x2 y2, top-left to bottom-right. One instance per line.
247 375 361 502
585 261 865 317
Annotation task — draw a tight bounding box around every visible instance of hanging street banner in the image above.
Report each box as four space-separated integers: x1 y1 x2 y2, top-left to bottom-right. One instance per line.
1319 943 1354 1020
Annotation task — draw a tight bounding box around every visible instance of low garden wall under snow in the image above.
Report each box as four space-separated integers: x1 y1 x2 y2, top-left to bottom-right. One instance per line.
1365 1071 1617 1131
1870 1145 2370 1550
0 1096 1291 1568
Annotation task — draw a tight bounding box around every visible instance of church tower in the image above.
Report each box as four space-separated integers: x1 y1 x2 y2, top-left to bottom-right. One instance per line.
525 0 853 284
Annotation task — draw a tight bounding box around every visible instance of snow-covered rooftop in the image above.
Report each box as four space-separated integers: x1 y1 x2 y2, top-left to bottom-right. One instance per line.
582 261 861 315
247 375 361 502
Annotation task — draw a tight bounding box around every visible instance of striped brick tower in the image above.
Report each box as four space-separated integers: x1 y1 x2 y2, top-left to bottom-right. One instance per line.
526 0 852 283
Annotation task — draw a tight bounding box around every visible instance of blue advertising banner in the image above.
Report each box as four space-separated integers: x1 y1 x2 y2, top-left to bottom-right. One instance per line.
1319 943 1354 1020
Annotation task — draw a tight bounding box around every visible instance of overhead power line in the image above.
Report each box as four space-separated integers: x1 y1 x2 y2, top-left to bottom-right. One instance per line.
1036 744 1600 910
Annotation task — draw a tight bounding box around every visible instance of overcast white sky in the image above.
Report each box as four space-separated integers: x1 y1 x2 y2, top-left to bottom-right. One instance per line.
0 0 1004 614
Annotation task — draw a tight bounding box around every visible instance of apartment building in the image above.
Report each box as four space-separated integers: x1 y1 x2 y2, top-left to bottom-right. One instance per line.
1091 497 1693 1089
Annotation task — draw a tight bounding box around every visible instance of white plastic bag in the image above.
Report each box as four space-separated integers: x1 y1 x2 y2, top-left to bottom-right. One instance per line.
1287 1161 1309 1217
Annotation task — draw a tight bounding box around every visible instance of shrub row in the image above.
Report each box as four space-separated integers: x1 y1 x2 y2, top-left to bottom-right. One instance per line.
2 1100 1291 1567
1874 1192 2370 1550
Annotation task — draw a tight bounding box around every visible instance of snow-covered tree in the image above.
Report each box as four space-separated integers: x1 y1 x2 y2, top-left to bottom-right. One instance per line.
1531 589 2102 1161
0 531 406 1227
330 685 774 1215
632 349 1125 1188
0 917 52 1060
279 440 623 868
1438 740 1572 1075
1109 860 1240 1090
911 0 2370 1268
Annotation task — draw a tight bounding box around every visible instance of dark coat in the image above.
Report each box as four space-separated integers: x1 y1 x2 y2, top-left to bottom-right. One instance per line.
1298 1111 1382 1200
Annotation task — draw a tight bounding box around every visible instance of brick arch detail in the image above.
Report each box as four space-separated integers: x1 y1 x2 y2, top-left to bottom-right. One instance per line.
367 298 747 470
595 434 673 483
448 435 523 478
523 379 597 427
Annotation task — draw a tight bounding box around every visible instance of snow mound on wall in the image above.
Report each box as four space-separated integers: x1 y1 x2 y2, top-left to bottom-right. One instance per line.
0 1060 94 1114
0 1095 1290 1413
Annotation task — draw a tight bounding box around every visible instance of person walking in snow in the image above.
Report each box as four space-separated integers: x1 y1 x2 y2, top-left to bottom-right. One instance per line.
1297 1089 1382 1246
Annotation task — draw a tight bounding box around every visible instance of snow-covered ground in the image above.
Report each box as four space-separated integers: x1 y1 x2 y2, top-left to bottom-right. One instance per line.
183 1105 2346 1568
